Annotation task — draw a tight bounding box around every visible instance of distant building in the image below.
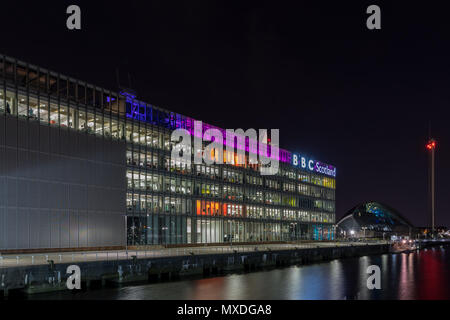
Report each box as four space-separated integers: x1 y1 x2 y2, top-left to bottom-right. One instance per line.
416 226 449 238
337 202 415 240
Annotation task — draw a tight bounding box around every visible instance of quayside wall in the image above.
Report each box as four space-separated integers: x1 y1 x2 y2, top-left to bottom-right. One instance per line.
0 243 391 296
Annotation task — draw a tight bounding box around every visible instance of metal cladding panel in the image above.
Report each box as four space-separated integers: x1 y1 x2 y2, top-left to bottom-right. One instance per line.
60 129 70 156
38 181 49 209
17 149 28 179
28 180 40 208
28 121 39 152
17 120 28 149
0 117 126 250
69 211 79 248
0 207 4 248
39 125 50 153
5 117 17 148
49 125 60 154
0 117 4 145
17 179 28 207
17 208 29 249
6 148 17 177
39 210 51 249
0 147 4 178
50 210 61 249
29 209 40 247
6 177 17 207
59 211 70 248
78 211 88 247
6 207 17 249
29 151 39 180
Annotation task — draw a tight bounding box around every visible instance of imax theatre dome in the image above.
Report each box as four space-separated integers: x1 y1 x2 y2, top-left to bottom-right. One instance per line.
337 202 415 239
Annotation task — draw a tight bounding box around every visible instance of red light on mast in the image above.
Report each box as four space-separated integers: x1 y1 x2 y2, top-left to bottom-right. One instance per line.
426 139 437 150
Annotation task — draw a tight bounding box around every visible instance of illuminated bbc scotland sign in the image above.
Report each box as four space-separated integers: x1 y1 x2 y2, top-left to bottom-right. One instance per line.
291 154 337 177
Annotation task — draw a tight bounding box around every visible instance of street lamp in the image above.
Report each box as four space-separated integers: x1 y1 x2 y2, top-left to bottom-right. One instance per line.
162 226 169 247
362 227 367 240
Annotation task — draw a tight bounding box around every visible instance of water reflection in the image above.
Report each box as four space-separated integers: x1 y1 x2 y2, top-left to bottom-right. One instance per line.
29 246 450 300
416 249 449 299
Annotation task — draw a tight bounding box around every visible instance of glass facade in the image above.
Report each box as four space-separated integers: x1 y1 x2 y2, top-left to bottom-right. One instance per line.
0 54 336 247
337 202 413 239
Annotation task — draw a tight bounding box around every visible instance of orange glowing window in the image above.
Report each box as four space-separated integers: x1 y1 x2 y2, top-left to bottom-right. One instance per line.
196 200 201 216
214 203 219 216
206 202 211 216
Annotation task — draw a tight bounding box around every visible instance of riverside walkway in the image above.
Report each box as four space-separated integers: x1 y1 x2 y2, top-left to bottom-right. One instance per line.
0 241 384 269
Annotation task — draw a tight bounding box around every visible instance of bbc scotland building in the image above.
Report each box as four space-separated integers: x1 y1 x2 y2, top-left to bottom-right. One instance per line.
0 54 336 252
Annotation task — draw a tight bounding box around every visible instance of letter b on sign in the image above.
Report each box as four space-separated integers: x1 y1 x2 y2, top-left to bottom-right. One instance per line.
66 265 81 290
367 265 381 290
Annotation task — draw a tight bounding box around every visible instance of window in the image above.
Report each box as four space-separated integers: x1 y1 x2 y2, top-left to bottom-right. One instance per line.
18 93 27 117
29 96 39 120
95 114 103 136
87 112 95 133
60 105 69 127
39 102 49 124
49 102 59 125
78 110 86 131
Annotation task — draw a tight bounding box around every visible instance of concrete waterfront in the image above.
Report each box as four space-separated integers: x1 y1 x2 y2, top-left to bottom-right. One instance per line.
0 241 392 297
0 242 382 268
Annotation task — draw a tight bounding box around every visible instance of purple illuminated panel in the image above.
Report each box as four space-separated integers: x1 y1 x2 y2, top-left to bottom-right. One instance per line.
177 117 283 162
122 92 334 170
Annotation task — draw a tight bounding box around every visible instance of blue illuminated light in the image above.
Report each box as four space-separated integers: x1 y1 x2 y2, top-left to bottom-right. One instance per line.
365 204 395 225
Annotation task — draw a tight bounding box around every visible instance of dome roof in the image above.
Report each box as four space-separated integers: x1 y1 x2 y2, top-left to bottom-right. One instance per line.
337 202 414 232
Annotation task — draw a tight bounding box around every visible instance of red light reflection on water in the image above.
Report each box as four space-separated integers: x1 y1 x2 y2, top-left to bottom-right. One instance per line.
191 277 226 300
415 249 449 300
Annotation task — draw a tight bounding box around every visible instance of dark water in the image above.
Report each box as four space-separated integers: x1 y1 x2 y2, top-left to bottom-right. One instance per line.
29 246 450 300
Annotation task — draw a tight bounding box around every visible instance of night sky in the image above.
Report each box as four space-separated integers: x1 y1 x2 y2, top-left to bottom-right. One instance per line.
2 1 449 227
